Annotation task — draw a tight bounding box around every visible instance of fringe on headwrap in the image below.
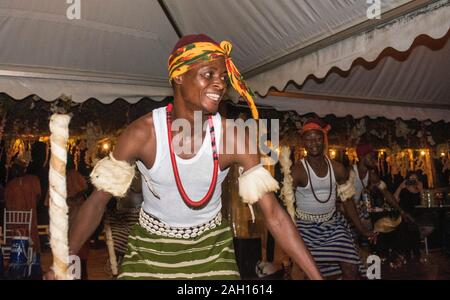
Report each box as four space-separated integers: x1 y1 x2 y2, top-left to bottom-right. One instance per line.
238 164 279 222
336 169 356 202
90 153 135 198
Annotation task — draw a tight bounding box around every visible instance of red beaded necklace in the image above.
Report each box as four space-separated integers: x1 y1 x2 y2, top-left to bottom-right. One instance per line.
166 103 219 208
304 157 333 204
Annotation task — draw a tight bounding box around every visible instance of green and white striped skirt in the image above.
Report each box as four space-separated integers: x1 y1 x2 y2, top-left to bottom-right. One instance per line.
118 219 240 280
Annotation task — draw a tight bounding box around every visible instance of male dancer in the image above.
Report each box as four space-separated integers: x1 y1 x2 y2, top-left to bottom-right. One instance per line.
292 119 376 279
47 34 322 280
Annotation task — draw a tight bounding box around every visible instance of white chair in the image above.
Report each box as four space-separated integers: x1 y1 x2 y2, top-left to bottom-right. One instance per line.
419 225 434 256
2 209 33 263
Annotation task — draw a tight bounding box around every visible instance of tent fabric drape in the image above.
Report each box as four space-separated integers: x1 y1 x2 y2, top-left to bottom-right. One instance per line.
0 0 448 120
248 1 450 96
0 0 178 102
0 76 171 103
257 28 450 122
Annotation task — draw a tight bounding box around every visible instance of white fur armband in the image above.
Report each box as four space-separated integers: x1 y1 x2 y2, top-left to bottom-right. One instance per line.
90 153 135 198
238 164 279 205
336 170 356 202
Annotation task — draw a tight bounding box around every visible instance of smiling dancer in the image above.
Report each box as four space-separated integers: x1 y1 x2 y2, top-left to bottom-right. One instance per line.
46 34 322 280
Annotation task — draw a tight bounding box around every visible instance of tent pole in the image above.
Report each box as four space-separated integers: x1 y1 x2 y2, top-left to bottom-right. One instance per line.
158 0 183 38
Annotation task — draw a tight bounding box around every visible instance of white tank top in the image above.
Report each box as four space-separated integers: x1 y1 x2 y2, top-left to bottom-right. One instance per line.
353 164 369 203
136 106 229 228
295 157 337 215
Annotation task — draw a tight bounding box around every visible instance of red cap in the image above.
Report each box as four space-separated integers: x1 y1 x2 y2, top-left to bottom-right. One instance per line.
170 34 219 55
301 118 331 134
304 118 328 128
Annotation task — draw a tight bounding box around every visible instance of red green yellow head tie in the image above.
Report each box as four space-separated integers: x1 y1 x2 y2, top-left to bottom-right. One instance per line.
168 36 259 120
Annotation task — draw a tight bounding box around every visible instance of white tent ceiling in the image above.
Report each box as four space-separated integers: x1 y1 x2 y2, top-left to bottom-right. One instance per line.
0 0 449 120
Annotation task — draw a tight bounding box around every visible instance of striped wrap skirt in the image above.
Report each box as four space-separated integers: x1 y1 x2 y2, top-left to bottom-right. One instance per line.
118 219 240 280
296 212 366 278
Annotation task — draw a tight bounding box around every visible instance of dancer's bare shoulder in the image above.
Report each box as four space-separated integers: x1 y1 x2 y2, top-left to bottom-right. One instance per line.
219 116 260 171
292 161 308 187
113 112 156 165
329 160 348 184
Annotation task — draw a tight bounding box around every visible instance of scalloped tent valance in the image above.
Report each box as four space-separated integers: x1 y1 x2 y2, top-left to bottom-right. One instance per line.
0 0 448 119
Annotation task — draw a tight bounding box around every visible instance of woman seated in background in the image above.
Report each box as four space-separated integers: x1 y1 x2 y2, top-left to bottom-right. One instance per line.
394 171 423 213
393 171 435 262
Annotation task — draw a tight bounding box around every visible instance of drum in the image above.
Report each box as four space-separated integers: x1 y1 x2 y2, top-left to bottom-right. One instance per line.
374 216 402 233
10 236 29 264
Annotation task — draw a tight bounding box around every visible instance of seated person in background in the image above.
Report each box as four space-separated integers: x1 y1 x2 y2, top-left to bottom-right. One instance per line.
394 172 423 213
393 171 433 261
4 160 41 253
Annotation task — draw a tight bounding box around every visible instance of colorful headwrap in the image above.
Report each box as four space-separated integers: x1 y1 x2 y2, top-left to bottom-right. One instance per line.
301 118 332 148
356 143 375 158
168 34 259 119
